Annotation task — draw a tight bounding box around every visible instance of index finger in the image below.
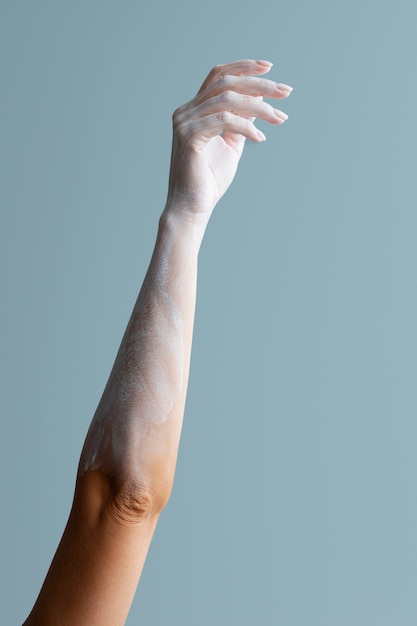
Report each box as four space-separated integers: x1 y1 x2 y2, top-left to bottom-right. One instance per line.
197 59 273 94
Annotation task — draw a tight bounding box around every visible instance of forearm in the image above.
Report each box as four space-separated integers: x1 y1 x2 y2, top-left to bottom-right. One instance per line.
79 205 207 508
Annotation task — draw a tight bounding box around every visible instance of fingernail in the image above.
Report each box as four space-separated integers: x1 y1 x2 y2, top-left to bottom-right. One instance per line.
257 59 273 66
276 83 293 95
257 130 267 141
274 110 289 122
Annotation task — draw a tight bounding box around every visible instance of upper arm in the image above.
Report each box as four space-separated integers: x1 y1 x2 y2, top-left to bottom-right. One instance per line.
23 470 160 626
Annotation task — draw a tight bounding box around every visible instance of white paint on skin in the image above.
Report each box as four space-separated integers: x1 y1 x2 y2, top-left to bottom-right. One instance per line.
81 225 188 475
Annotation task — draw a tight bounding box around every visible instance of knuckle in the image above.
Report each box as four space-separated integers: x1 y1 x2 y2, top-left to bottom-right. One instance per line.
219 89 235 104
217 74 230 89
259 77 270 90
215 110 231 124
172 105 185 124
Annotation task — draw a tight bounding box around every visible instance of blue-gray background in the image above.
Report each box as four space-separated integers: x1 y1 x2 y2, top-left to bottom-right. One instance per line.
2 1 417 624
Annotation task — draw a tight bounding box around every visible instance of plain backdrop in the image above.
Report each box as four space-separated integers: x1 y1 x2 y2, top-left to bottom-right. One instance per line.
2 1 417 624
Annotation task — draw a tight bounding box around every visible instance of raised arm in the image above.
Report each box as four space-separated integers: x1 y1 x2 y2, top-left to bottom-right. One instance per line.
23 60 292 626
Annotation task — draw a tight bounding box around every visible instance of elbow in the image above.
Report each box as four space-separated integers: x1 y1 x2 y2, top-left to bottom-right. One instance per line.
110 473 173 523
109 451 177 521
76 453 176 525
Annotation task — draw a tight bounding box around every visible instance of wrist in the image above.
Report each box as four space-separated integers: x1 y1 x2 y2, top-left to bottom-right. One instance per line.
158 203 208 253
161 197 211 236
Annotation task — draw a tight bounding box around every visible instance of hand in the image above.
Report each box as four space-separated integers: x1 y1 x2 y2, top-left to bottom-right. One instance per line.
165 59 292 223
